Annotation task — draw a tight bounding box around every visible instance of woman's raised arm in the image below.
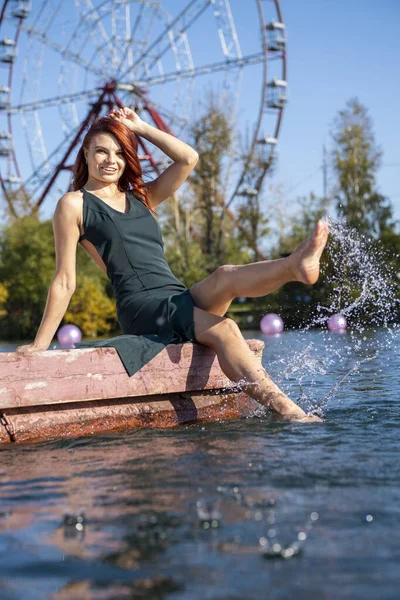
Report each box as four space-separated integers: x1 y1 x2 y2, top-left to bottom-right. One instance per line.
16 193 81 353
109 107 198 208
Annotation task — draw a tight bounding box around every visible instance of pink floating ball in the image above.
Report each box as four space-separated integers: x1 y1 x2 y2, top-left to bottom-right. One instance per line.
57 324 82 349
260 313 284 336
327 314 347 333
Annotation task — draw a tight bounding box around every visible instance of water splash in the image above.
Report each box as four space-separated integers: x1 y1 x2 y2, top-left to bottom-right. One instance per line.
273 219 400 414
313 218 399 329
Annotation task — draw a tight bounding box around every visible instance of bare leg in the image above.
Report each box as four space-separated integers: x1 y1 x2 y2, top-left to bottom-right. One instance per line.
190 220 329 316
193 306 321 423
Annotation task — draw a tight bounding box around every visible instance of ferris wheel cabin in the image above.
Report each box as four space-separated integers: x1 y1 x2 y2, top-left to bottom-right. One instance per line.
266 20 286 52
0 38 16 64
0 131 12 156
266 77 288 109
0 86 10 111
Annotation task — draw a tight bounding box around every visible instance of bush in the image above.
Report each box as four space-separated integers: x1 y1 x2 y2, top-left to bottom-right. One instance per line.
65 275 116 337
0 216 119 340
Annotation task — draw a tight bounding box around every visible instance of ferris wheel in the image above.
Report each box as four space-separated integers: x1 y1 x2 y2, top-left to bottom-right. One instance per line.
0 0 287 246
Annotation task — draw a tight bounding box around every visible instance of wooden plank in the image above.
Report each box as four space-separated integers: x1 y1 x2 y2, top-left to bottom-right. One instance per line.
0 390 262 444
0 340 264 410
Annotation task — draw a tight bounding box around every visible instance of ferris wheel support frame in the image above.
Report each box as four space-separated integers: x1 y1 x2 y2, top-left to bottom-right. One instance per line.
1 0 287 261
225 0 287 212
0 0 25 217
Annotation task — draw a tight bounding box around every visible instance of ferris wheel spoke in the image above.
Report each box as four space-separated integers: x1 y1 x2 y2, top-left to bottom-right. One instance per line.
212 0 242 60
20 110 48 174
144 100 189 130
119 0 210 82
136 52 264 86
22 123 82 198
58 63 83 134
74 0 115 74
114 1 160 79
14 21 106 79
109 0 139 75
10 89 100 114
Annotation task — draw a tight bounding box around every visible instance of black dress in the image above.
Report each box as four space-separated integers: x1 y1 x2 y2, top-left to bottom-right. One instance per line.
74 188 197 376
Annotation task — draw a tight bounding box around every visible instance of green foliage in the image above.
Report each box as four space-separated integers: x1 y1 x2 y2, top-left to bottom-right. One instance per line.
190 104 233 268
256 98 400 328
331 98 396 237
0 216 118 340
164 236 208 289
0 216 55 339
0 281 8 317
235 147 273 260
162 99 266 281
3 96 397 340
65 275 116 337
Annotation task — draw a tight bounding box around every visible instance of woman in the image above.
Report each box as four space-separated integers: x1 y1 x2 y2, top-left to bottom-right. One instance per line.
16 107 329 422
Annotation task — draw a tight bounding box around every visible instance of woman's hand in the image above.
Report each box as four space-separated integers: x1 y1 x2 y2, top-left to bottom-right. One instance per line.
108 107 144 134
15 343 48 354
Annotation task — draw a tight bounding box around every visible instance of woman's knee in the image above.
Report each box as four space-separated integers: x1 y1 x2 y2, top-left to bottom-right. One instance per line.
215 316 241 339
193 308 241 348
213 264 237 294
215 264 235 279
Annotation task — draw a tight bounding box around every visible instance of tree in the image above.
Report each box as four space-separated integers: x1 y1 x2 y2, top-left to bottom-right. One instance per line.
331 98 396 237
189 102 234 271
162 98 256 283
235 148 272 261
0 216 120 341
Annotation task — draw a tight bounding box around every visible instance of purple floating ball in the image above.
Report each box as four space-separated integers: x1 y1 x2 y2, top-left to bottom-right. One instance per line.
57 324 82 349
260 313 284 336
327 314 347 333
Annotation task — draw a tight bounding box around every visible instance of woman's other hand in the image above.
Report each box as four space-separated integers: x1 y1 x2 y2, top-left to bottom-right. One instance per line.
15 343 48 354
108 107 143 134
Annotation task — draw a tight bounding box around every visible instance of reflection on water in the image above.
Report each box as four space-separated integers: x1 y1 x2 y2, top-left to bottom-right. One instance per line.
0 330 399 599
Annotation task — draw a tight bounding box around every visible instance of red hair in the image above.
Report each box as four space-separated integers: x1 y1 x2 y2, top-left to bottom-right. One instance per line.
73 116 154 214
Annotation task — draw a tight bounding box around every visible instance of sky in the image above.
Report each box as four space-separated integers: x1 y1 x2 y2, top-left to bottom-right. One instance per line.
262 0 400 223
1 0 399 230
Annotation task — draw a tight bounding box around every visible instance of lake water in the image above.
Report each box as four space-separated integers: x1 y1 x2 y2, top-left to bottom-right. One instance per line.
0 328 399 599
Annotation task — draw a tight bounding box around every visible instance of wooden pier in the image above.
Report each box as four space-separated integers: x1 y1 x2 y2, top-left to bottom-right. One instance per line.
0 340 264 444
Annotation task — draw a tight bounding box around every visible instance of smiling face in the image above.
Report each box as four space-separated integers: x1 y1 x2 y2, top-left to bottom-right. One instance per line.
84 133 126 184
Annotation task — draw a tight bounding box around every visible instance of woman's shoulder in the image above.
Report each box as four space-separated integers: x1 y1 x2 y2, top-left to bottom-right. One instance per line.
56 190 83 212
59 190 83 204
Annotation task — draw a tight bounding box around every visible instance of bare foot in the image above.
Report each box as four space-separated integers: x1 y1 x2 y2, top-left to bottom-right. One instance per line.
289 220 329 285
277 413 324 424
294 414 323 423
